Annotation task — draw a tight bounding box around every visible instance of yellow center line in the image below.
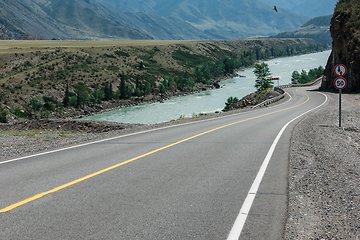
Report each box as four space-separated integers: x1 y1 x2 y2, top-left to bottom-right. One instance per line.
0 90 310 213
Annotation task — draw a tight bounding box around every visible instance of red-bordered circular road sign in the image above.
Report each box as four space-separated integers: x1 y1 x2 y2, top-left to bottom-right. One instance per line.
334 76 347 90
334 64 347 77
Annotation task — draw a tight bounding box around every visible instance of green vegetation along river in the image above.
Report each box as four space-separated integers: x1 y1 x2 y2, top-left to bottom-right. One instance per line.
83 50 331 124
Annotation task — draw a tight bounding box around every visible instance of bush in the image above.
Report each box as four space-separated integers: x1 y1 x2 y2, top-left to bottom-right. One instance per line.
107 65 120 71
223 96 239 111
114 51 130 57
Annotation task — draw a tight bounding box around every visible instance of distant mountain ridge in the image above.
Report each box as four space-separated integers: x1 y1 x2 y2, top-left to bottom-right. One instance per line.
0 0 69 40
0 0 150 40
271 15 332 45
96 0 310 39
1 0 311 40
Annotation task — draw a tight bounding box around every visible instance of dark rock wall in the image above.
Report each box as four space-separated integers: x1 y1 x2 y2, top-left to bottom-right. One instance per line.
323 11 360 92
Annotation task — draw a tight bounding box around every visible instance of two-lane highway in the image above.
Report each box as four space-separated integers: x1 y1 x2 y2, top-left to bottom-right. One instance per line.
0 86 327 239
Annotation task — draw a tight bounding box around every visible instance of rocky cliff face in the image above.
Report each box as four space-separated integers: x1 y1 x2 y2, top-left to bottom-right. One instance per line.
322 1 360 93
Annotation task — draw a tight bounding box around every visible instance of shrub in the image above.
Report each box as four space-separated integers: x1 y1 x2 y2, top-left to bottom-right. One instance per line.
107 65 120 71
223 96 239 111
172 49 210 68
103 54 116 58
115 51 130 57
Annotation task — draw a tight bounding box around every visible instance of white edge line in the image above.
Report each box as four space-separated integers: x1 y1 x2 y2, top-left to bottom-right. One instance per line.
227 92 328 240
0 91 292 165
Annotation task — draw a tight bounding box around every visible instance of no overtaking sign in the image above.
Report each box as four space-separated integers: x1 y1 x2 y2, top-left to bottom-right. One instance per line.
334 64 347 77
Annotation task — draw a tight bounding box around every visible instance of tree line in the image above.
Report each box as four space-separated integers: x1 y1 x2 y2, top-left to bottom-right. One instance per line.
291 66 325 84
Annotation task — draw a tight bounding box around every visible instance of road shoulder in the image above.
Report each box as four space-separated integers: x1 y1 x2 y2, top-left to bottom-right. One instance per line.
285 92 360 238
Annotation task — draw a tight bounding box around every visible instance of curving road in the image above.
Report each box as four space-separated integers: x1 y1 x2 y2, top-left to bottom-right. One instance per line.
0 85 327 239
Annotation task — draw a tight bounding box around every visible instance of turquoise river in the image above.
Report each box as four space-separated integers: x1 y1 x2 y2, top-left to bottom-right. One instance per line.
83 50 331 124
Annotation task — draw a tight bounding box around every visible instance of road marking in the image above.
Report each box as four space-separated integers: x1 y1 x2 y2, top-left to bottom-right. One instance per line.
0 90 309 213
226 91 328 240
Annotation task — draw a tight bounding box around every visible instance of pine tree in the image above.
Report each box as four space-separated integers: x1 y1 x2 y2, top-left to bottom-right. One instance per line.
120 74 127 99
291 71 300 84
63 84 70 107
254 62 273 92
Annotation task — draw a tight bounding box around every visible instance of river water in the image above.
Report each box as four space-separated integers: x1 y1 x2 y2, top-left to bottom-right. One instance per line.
83 50 331 124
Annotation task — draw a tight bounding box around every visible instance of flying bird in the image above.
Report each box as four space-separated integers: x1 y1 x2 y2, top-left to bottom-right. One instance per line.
273 6 278 12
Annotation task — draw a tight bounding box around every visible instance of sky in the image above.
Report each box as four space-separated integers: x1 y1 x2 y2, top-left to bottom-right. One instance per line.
262 0 338 18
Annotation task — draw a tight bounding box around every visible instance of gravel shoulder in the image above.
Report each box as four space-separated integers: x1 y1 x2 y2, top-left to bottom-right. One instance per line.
1 90 359 238
285 92 360 239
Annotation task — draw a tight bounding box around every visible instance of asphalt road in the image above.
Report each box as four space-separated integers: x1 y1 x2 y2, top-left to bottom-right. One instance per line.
0 86 327 239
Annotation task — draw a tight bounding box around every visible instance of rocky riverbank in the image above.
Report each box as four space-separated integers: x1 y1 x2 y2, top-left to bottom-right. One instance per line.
3 72 240 123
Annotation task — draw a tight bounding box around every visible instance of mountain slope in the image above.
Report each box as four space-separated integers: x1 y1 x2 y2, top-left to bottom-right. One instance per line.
0 0 213 40
0 0 316 40
0 0 151 40
95 0 158 13
0 0 69 40
271 15 332 45
114 12 211 40
27 0 151 39
96 0 310 39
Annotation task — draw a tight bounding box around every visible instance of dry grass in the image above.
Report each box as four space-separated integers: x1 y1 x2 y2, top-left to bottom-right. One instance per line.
0 40 195 53
0 129 77 137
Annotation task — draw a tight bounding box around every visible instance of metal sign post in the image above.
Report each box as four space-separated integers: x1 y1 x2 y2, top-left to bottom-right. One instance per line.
339 88 342 127
334 65 347 127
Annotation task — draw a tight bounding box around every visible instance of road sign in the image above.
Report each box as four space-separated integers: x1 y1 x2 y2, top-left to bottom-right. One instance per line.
334 64 347 77
334 76 347 90
269 77 279 80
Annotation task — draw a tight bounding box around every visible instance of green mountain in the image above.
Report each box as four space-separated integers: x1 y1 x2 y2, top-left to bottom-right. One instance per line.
270 15 332 45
